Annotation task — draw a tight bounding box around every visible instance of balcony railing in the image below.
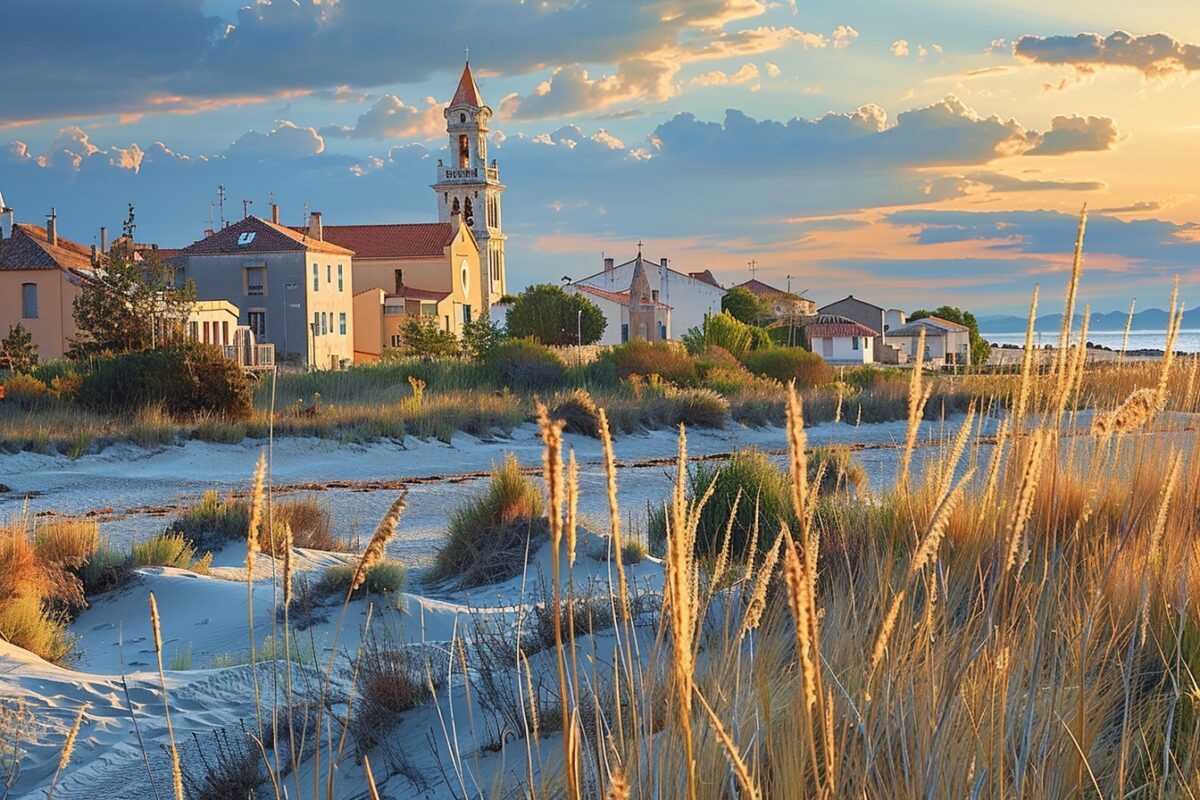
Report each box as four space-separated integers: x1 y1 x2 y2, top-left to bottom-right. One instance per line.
223 341 276 371
437 164 501 183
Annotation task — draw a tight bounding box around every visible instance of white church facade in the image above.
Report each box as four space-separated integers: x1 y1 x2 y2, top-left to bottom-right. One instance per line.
571 253 725 340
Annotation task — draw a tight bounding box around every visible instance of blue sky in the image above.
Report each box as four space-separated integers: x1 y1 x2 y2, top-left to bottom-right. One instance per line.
3 0 1200 313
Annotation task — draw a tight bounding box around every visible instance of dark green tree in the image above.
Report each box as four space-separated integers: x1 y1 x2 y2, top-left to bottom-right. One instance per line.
71 252 196 357
0 324 38 373
908 305 991 367
395 315 460 360
461 313 506 362
721 287 769 325
505 284 606 346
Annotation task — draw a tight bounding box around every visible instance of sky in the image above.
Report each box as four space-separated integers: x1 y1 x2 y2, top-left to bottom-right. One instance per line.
3 0 1200 315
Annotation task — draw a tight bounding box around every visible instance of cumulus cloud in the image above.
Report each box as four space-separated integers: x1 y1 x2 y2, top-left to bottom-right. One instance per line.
691 64 761 86
227 121 324 159
1013 30 1200 78
765 62 782 78
832 26 859 49
1026 115 1120 155
891 40 910 57
321 95 444 141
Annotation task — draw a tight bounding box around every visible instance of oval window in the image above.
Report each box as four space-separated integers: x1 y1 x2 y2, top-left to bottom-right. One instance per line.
459 112 466 123
460 258 471 297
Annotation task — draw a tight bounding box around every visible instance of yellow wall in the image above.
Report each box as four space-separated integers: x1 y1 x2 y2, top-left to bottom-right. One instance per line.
350 224 480 322
0 269 82 360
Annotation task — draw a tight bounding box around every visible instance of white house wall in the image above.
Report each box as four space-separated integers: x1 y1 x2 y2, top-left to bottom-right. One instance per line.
576 263 723 338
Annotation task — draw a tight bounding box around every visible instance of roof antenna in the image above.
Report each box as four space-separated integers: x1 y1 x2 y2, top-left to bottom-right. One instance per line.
217 184 227 228
242 199 253 219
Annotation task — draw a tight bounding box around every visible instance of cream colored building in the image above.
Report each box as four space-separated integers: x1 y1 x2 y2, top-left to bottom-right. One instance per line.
183 300 240 347
353 285 459 362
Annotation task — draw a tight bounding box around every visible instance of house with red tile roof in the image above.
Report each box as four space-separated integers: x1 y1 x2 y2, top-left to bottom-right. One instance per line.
0 210 97 360
733 278 816 318
565 252 673 345
806 313 879 364
306 215 482 360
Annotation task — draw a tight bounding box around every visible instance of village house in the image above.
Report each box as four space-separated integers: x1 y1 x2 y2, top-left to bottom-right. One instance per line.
175 213 355 369
883 316 972 367
571 251 724 339
734 278 817 319
806 313 878 364
308 216 480 361
0 208 96 360
565 253 672 344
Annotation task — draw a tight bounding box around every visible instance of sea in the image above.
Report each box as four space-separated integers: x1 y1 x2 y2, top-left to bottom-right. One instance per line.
981 329 1200 354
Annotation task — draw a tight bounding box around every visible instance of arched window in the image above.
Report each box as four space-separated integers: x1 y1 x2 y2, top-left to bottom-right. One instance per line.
459 112 466 123
458 134 470 168
451 197 461 216
464 197 474 226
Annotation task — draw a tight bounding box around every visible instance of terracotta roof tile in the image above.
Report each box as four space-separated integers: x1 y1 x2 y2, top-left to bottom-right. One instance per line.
180 216 353 257
298 223 454 259
0 223 96 272
806 314 878 338
688 269 723 288
389 286 451 302
450 62 484 107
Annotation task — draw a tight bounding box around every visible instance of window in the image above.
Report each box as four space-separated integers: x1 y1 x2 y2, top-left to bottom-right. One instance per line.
459 112 466 124
312 264 319 291
322 312 329 336
338 312 347 335
621 323 629 343
337 264 344 292
458 134 469 168
852 337 860 351
390 334 403 348
245 267 265 296
222 321 229 345
21 283 37 319
189 321 199 341
383 305 404 316
420 301 437 317
393 269 404 294
202 321 211 344
462 305 472 325
326 264 332 284
312 312 320 335
237 232 257 246
248 311 266 337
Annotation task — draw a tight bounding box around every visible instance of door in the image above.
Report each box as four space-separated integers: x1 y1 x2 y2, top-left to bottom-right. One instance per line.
822 337 833 358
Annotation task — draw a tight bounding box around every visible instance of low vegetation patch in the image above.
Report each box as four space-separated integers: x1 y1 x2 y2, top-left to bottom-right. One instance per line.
432 453 547 589
550 388 602 438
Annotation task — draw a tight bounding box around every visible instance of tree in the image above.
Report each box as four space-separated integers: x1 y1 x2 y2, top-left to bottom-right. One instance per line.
505 284 606 346
395 315 460 360
908 305 991 367
71 251 196 357
461 313 506 362
721 287 769 325
0 324 38 373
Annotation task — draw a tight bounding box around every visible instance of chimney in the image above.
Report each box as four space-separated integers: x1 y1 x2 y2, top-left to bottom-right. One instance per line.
0 207 11 240
99 226 107 254
660 257 668 268
90 244 98 262
271 203 280 225
203 227 215 238
47 208 57 246
307 210 323 241
603 257 614 272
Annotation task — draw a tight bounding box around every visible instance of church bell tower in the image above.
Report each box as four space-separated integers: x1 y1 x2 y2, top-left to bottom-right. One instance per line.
432 59 507 307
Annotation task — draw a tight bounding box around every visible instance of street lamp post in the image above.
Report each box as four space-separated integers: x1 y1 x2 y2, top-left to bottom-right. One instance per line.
577 309 582 348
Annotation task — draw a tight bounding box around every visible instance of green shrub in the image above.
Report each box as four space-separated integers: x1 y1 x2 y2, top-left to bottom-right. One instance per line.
649 448 795 559
482 338 566 393
433 453 547 588
663 387 729 428
2 373 51 408
840 366 906 392
316 560 406 597
766 324 808 349
132 532 212 573
740 348 834 388
77 345 251 420
166 491 249 552
77 542 132 595
603 340 697 385
550 388 602 438
0 594 74 664
621 539 649 564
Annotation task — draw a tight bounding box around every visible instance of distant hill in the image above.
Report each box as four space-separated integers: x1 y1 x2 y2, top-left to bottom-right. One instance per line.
977 307 1193 334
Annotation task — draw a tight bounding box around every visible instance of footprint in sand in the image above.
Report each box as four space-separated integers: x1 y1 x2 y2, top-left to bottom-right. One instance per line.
195 618 210 626
89 622 115 632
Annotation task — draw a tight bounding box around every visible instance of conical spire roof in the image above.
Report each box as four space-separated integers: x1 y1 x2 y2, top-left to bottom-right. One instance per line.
450 61 484 108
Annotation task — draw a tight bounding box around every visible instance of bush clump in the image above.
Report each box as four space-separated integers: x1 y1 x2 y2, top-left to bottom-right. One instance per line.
482 338 566 393
166 491 249 553
2 373 52 409
77 345 252 420
316 560 406 598
809 445 868 497
603 340 697 386
649 448 795 559
740 348 834 389
132 532 213 574
550 389 602 438
663 387 729 428
433 453 547 588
